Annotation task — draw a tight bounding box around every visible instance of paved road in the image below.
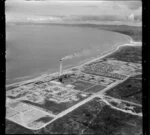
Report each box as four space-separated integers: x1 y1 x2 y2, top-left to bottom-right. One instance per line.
101 97 142 117
7 74 142 130
37 76 141 130
103 95 142 107
33 79 126 130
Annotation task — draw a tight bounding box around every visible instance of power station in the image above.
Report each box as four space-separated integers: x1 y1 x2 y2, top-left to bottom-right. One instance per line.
58 59 70 82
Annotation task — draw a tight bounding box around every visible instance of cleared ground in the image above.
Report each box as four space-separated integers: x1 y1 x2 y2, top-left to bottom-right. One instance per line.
6 102 54 130
85 85 106 93
21 92 90 115
32 97 142 135
73 80 94 91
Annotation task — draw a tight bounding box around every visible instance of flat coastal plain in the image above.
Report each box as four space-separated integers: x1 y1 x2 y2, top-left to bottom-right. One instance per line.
6 24 142 135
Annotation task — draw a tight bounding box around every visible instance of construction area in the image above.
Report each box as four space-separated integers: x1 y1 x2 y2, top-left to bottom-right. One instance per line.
6 57 142 130
82 59 141 80
6 99 54 130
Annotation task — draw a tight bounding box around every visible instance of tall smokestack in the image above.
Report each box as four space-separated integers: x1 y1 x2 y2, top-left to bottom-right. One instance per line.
59 59 63 76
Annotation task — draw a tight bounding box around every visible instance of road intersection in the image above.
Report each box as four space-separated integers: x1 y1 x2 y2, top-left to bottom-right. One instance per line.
27 74 142 130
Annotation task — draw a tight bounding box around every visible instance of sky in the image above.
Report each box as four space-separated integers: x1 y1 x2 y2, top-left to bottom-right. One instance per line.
6 0 142 23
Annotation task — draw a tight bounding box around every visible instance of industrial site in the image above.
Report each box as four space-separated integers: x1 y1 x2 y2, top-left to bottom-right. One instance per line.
6 53 142 130
5 0 143 134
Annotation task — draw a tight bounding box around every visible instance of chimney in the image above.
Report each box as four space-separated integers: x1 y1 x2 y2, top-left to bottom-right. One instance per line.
59 59 63 76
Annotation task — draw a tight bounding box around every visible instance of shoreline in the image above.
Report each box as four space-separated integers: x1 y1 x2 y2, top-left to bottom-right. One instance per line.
6 41 120 87
6 40 141 88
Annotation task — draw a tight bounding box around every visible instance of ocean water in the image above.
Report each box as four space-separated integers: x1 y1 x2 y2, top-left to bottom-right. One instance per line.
6 24 131 84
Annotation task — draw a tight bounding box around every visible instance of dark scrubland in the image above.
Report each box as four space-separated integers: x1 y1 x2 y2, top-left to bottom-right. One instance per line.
106 75 142 105
33 98 142 135
5 120 32 134
6 98 142 134
104 46 141 63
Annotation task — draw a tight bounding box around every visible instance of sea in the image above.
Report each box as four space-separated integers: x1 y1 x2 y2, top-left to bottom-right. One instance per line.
6 24 131 85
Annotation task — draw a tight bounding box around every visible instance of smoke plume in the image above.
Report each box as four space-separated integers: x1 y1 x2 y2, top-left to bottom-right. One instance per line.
61 47 102 61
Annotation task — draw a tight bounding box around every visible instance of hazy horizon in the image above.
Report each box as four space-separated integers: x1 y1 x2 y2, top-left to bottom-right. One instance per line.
6 0 142 25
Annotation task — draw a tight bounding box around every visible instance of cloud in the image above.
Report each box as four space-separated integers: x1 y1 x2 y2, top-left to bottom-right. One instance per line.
124 1 141 10
6 0 142 24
